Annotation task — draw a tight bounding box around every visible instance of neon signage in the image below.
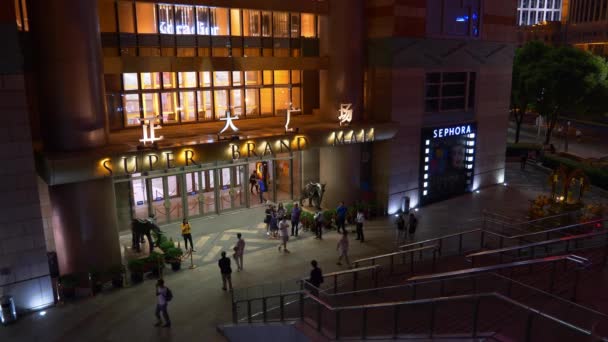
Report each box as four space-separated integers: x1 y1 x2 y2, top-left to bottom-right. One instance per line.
158 22 219 35
433 124 472 138
139 116 163 145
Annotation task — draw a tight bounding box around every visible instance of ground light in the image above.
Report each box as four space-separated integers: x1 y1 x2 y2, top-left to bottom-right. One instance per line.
503 182 508 186
414 208 419 212
39 311 46 317
475 190 480 194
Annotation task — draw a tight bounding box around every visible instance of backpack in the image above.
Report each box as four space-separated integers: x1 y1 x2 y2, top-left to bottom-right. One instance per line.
164 288 173 302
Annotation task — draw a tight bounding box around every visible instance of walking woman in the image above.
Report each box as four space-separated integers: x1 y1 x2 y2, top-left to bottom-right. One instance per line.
181 219 195 252
278 216 290 253
336 231 350 267
264 204 273 236
355 209 365 242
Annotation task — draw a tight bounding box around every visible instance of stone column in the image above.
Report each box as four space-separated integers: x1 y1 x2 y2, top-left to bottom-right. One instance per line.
319 144 361 208
319 0 365 122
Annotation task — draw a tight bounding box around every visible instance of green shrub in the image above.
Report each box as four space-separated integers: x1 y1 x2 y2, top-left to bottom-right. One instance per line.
146 251 165 266
159 240 174 252
542 154 608 190
128 258 146 273
165 247 183 261
506 143 542 157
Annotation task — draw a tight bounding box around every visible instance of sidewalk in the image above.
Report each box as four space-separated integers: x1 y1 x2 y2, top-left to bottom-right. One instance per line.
0 164 582 342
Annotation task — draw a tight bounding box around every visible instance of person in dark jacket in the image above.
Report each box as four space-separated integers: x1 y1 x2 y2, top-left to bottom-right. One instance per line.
336 202 347 233
218 251 233 291
291 203 301 236
408 213 418 238
308 260 323 296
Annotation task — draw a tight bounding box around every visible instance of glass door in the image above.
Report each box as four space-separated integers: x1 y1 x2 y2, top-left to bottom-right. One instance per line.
185 172 201 217
150 177 168 224
166 175 183 222
219 166 246 211
275 158 292 203
130 174 149 220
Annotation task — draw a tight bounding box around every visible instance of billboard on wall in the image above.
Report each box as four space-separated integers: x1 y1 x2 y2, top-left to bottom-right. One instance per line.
419 122 477 206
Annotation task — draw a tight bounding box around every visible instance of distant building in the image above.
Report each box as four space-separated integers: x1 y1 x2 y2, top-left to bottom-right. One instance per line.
517 0 564 26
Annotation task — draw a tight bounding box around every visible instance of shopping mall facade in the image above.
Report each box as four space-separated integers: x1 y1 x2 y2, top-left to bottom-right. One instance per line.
0 0 516 311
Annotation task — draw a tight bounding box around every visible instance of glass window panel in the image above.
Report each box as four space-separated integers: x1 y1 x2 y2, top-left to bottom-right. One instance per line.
196 6 209 35
426 85 440 98
291 70 301 84
243 9 260 36
99 0 116 32
263 70 273 85
274 48 289 57
139 47 161 56
426 73 441 83
214 72 230 87
273 12 289 38
442 84 466 97
425 100 439 112
260 88 273 115
162 72 176 89
212 47 230 57
136 2 157 33
274 88 290 114
262 48 273 56
178 72 197 88
440 98 466 111
177 48 196 57
301 13 315 37
161 92 177 123
274 70 289 84
158 4 175 34
123 94 141 126
290 13 300 38
199 72 211 87
245 89 260 116
261 11 272 37
161 47 175 56
443 72 466 83
231 89 243 117
142 93 160 117
197 90 213 120
231 9 241 36
209 7 229 35
179 91 196 122
232 72 242 86
244 47 260 56
245 71 262 85
232 48 243 57
118 1 135 33
123 73 139 91
214 90 228 118
291 87 301 109
468 73 476 109
175 5 195 35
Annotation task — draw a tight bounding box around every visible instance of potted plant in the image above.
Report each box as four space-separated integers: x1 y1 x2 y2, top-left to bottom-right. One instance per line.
165 247 184 271
147 251 165 278
58 274 78 300
108 265 125 288
128 258 146 283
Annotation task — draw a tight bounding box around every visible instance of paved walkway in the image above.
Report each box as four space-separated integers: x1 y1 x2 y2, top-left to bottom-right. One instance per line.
1 163 602 342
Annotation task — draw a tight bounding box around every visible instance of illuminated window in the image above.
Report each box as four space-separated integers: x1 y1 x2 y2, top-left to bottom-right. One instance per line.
291 87 301 109
178 72 197 88
245 89 260 116
273 12 289 38
123 94 141 126
142 93 160 117
175 5 195 35
123 73 139 91
213 72 230 87
261 11 272 37
209 7 229 35
158 4 174 34
196 6 211 35
428 0 481 36
243 10 261 36
214 90 228 118
301 13 316 37
99 0 115 32
425 72 476 112
263 70 273 85
179 92 196 122
231 89 243 117
290 13 300 38
118 1 135 33
245 71 262 85
291 70 301 84
244 47 260 57
274 88 290 114
161 92 177 123
274 70 289 85
197 90 213 120
16 0 28 31
232 72 242 86
199 72 211 87
260 88 273 115
136 2 157 33
230 9 241 36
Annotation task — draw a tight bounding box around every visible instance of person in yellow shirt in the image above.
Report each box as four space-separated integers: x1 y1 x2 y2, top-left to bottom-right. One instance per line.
181 219 194 252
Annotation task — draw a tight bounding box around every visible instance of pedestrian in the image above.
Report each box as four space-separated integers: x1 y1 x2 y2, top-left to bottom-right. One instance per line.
233 233 245 271
249 171 258 194
314 210 324 240
336 231 350 267
355 209 365 242
278 216 290 253
308 260 324 296
257 178 266 203
277 202 286 220
270 209 279 239
408 212 418 239
520 152 528 170
291 203 301 236
181 218 195 252
264 204 272 236
396 213 406 242
576 128 582 142
218 251 233 291
336 201 347 233
154 279 172 328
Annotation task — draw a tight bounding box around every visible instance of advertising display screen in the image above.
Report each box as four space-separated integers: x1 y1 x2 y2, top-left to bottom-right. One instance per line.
420 123 476 205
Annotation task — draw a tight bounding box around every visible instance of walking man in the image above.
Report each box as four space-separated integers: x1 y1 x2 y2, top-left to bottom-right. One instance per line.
249 171 258 194
408 212 418 239
218 251 233 291
154 279 171 327
336 231 351 267
314 210 324 240
278 216 290 253
257 178 266 203
308 260 324 296
291 203 301 236
396 213 406 242
336 202 347 234
233 233 245 271
355 209 365 242
181 218 194 252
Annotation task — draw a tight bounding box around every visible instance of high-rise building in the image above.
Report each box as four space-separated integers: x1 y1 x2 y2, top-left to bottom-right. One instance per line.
0 0 515 312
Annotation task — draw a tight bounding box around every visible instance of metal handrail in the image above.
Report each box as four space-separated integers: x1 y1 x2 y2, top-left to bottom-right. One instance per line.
509 218 608 239
353 245 439 274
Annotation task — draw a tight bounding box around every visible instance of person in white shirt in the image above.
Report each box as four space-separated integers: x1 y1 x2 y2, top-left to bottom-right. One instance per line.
154 279 171 327
336 231 351 267
278 217 290 253
233 233 245 271
355 210 365 242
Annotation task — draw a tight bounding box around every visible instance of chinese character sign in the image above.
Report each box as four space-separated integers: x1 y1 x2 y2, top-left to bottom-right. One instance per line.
219 110 240 134
139 116 163 145
338 103 353 126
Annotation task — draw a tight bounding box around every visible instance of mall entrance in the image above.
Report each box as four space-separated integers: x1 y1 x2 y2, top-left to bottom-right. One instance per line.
114 153 301 231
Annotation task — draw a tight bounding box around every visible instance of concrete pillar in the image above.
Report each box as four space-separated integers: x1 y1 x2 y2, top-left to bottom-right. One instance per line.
28 0 107 151
319 0 365 122
50 178 122 275
319 145 361 208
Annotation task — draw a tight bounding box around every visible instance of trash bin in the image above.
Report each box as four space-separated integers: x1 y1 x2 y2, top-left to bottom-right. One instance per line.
0 295 17 324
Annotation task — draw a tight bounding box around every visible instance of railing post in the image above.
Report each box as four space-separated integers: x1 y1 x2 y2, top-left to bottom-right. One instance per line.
438 238 443 257
429 302 436 338
459 234 463 255
299 292 304 320
499 236 504 249
247 300 252 324
280 295 285 321
362 308 368 339
572 269 580 302
549 261 557 293
353 271 358 291
390 255 394 275
334 274 338 294
393 305 400 339
335 310 341 340
480 231 485 250
419 245 424 260
440 280 445 296
410 251 415 273
412 283 417 300
432 249 437 272
232 301 238 324
525 312 535 342
472 297 481 338
317 301 322 332
262 298 267 322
